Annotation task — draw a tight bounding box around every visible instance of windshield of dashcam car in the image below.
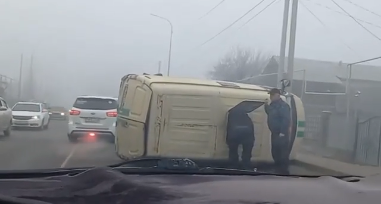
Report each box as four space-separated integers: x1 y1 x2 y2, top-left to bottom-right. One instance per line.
1 0 380 178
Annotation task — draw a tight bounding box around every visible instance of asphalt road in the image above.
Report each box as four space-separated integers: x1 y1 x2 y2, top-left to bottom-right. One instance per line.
0 120 122 170
0 120 336 175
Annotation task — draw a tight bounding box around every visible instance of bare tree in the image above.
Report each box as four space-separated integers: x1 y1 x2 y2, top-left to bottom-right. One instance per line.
208 46 270 82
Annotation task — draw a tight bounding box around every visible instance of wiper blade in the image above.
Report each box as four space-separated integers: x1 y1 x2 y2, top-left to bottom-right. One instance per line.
108 157 199 170
109 158 275 175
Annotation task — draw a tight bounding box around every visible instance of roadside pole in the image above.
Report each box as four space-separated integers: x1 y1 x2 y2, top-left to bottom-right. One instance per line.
285 0 299 93
277 0 290 89
18 54 23 101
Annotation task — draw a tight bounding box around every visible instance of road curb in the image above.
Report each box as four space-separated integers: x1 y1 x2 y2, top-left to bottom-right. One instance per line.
291 159 347 175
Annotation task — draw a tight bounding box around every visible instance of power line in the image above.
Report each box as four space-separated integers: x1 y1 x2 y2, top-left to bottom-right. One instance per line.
304 0 381 30
330 0 381 42
342 0 381 19
239 0 278 29
198 0 226 20
300 1 362 58
197 0 266 47
177 0 279 68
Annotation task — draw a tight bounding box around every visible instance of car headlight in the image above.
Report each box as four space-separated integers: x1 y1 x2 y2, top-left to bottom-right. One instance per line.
32 115 40 119
60 112 65 116
49 112 52 114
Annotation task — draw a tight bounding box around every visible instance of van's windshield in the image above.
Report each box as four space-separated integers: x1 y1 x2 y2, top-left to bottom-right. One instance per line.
73 98 117 110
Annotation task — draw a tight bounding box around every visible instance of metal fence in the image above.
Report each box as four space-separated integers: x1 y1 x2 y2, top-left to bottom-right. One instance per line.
354 116 381 166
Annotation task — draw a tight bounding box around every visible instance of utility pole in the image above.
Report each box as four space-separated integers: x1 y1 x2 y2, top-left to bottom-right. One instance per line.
158 61 162 73
285 0 299 93
29 55 34 100
17 54 23 100
277 0 290 89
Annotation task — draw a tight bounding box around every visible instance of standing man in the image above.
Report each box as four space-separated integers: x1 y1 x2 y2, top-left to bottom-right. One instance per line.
264 88 291 174
226 108 255 170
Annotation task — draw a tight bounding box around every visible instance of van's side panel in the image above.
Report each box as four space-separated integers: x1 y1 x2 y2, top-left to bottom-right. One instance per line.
215 89 270 161
156 84 218 158
116 78 151 159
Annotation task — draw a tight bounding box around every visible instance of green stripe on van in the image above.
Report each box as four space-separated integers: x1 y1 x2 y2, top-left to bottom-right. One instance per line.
118 107 130 116
298 121 305 128
297 131 304 138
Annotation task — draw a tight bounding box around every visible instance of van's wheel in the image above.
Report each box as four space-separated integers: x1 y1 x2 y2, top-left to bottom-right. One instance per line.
68 134 78 143
3 122 11 136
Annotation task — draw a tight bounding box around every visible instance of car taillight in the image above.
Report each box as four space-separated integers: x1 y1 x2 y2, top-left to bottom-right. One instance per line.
69 110 81 115
106 111 117 117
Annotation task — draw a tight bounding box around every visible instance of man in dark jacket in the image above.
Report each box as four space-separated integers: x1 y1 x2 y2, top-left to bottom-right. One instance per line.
264 88 291 174
226 110 255 170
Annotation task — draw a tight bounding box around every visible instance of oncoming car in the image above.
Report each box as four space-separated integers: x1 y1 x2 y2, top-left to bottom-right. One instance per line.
67 96 118 143
49 106 68 120
11 102 50 129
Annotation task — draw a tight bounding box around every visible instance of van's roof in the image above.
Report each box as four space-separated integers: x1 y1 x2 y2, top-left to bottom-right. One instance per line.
135 75 268 91
76 95 118 100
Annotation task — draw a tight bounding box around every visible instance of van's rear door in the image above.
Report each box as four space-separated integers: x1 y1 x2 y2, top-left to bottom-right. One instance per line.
116 76 151 159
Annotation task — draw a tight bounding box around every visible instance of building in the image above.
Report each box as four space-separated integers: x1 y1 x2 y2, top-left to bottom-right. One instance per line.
239 56 381 147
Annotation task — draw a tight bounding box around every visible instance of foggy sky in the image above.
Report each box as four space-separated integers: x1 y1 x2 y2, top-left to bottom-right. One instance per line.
0 0 380 107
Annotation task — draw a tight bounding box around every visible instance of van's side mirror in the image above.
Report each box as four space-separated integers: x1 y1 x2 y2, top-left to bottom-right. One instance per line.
0 107 7 111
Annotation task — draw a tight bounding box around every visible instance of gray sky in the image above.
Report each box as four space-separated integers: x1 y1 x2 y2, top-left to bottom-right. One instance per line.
0 0 381 106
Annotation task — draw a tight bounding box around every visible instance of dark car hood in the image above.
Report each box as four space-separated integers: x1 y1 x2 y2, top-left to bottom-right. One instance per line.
0 167 379 204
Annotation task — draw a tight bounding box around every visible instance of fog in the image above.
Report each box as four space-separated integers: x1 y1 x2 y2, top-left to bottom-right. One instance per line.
0 0 380 107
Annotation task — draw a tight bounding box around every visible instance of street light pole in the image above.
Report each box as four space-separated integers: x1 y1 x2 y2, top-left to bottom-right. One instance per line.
151 13 173 76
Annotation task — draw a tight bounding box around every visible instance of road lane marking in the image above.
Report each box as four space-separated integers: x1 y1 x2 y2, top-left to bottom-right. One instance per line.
60 145 78 168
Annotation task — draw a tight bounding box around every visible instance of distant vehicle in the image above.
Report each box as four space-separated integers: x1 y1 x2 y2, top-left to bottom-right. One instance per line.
0 97 12 136
12 102 50 130
67 95 118 143
49 106 68 120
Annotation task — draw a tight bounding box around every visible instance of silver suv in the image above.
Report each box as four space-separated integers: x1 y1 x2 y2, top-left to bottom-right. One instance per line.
67 96 118 143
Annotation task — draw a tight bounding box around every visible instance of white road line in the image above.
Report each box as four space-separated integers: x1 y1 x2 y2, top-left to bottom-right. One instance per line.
60 145 78 168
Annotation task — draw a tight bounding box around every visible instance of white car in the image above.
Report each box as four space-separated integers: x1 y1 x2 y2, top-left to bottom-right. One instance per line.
12 102 50 130
67 95 117 143
0 97 12 136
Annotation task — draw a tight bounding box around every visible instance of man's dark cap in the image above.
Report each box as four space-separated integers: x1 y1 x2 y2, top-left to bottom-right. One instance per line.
268 88 281 95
